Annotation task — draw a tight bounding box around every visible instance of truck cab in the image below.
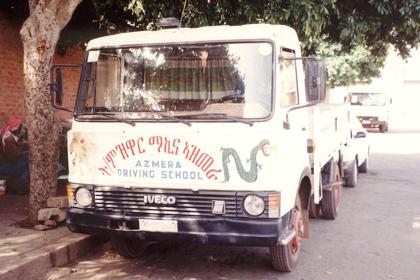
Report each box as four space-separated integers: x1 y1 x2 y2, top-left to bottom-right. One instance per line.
51 24 349 272
350 91 391 132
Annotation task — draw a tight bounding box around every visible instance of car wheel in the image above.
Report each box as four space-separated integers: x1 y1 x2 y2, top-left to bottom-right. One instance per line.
270 195 304 272
321 163 341 220
112 237 149 259
345 160 358 188
358 157 368 173
308 194 321 218
379 123 388 133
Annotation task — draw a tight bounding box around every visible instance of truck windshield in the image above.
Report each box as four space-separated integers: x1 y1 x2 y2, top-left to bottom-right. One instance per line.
350 92 386 106
77 42 273 120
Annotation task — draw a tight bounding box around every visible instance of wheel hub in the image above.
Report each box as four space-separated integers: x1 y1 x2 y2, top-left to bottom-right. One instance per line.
291 206 304 255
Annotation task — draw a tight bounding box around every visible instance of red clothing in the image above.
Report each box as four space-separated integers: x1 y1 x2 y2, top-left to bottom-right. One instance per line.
0 116 25 164
0 116 23 135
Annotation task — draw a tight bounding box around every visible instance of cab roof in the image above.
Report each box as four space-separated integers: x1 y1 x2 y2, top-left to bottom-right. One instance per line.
86 24 300 50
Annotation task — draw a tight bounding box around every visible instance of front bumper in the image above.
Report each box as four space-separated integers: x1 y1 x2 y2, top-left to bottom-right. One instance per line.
67 208 290 246
358 117 386 128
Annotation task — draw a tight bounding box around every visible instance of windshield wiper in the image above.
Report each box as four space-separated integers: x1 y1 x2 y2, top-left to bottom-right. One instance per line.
147 110 192 127
179 113 253 127
78 113 136 127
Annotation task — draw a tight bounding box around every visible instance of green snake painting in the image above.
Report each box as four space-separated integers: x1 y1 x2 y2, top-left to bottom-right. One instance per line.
221 139 270 183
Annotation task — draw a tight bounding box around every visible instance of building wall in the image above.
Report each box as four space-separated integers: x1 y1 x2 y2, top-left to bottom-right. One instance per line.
365 48 420 129
0 11 84 125
0 12 25 123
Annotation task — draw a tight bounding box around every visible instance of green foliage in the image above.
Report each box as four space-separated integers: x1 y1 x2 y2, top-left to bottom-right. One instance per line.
316 40 386 88
326 0 420 58
104 0 417 87
100 0 418 58
2 0 419 85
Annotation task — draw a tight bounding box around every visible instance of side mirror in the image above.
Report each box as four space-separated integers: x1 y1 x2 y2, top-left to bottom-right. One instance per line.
354 131 367 139
304 59 327 102
50 64 81 112
281 57 327 130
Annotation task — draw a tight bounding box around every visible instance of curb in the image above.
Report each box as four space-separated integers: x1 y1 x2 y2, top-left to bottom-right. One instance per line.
0 231 107 280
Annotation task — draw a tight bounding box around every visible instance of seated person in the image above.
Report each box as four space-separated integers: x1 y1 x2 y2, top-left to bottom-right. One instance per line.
0 116 29 194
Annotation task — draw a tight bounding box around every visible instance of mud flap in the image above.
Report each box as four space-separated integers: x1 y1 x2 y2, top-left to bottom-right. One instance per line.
302 209 310 238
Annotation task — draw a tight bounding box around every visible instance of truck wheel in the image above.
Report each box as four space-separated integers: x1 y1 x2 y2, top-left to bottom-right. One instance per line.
345 160 358 188
308 194 321 218
112 237 149 259
379 123 388 133
321 167 341 220
358 157 368 173
270 195 304 272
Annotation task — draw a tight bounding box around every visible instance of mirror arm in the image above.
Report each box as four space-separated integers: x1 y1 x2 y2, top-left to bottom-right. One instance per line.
53 104 74 113
283 101 321 129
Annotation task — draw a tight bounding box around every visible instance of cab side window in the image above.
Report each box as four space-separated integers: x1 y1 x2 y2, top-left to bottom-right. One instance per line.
279 50 298 107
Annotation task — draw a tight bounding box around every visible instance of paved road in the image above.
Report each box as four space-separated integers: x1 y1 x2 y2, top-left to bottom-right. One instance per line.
59 129 420 280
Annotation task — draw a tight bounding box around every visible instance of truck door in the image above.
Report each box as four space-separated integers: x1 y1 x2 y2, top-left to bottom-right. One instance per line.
277 49 309 213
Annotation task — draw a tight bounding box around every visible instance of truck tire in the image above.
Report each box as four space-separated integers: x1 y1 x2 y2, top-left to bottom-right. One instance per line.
321 164 341 220
379 123 388 133
112 237 149 259
358 157 368 173
345 160 358 188
270 195 303 272
308 194 321 218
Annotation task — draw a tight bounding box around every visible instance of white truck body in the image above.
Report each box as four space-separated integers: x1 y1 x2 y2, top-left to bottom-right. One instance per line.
68 103 348 214
55 24 350 271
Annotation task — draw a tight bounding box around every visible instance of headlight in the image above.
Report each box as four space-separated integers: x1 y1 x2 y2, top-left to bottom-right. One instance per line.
243 194 265 216
75 187 92 207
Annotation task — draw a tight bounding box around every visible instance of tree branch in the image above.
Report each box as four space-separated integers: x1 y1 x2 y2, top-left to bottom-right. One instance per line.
55 0 83 29
28 0 40 14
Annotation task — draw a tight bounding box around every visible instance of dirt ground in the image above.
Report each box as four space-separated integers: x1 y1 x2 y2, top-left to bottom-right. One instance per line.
0 194 28 226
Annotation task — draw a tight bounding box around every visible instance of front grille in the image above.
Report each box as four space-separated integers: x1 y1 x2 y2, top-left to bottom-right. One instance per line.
92 186 269 218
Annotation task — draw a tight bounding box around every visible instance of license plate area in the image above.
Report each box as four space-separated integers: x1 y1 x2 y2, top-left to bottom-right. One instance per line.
139 219 178 232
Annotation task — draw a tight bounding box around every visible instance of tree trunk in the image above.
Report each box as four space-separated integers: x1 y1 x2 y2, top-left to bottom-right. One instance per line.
20 0 82 223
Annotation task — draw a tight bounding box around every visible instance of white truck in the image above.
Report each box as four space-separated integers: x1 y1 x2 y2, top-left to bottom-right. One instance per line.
350 91 391 132
51 24 350 272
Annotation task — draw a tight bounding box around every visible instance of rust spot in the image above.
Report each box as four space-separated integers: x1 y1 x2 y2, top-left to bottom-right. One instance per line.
37 39 47 62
